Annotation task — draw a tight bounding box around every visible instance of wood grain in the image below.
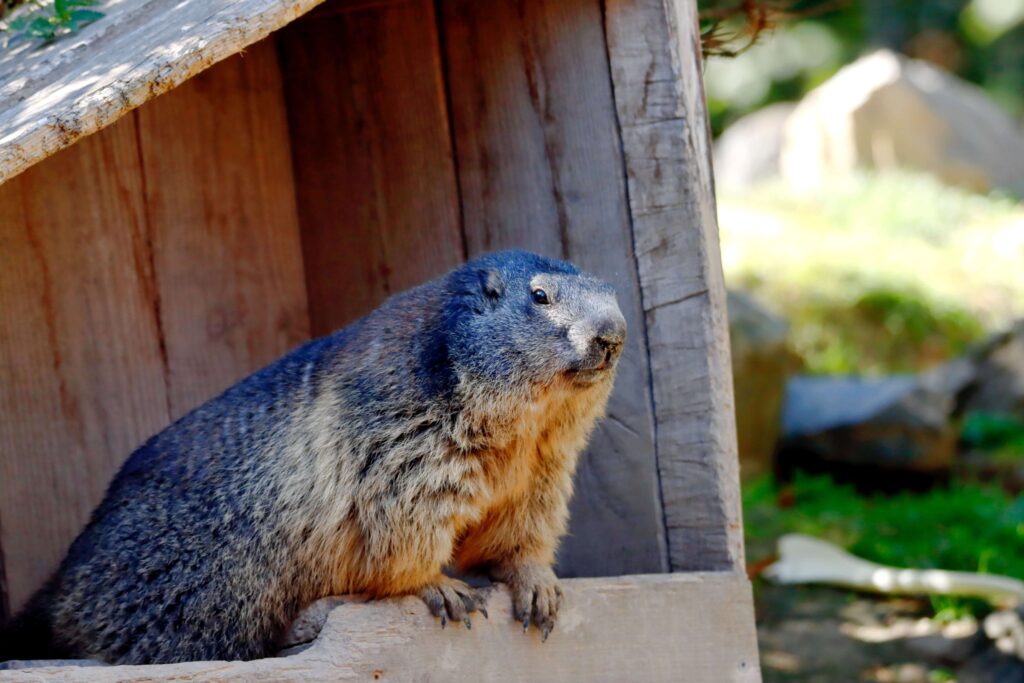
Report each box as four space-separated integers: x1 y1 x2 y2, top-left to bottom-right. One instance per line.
278 0 463 334
0 511 9 621
0 573 761 682
603 0 745 572
0 116 171 612
135 38 310 417
440 0 666 576
0 0 327 186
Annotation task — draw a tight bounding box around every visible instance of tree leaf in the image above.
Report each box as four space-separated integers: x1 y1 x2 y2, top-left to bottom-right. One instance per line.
28 15 55 36
54 0 69 18
68 8 103 24
8 15 30 31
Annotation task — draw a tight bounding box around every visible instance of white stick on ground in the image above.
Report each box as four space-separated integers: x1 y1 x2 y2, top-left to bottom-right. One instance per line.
763 534 1024 607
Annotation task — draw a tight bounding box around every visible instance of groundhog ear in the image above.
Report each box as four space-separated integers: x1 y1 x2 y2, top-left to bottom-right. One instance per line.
479 268 504 302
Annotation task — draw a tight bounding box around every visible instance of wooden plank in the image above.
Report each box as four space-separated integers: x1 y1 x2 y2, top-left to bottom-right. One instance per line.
278 0 463 334
439 0 666 576
603 0 745 572
0 0 327 185
0 116 172 612
0 573 762 682
0 513 8 621
134 38 310 417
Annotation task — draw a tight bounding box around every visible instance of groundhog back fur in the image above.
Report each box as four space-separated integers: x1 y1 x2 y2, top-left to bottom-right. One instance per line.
0 250 627 665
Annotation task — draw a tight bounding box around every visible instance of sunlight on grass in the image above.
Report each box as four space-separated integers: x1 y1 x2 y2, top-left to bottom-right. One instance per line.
719 170 1024 374
745 472 1024 619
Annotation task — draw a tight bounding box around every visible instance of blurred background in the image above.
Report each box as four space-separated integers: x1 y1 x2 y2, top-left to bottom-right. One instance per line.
702 1 1024 681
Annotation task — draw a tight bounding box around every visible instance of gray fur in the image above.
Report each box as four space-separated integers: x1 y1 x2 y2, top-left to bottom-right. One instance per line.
0 250 626 664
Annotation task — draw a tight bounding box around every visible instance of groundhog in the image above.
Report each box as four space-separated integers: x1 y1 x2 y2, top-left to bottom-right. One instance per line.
0 250 626 665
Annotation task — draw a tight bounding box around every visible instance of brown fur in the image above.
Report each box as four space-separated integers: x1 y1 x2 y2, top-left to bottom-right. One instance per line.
1 251 624 663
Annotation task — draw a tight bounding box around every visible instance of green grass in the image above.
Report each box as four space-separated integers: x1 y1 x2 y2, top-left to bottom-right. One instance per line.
779 286 984 375
719 169 1024 375
744 472 1024 618
961 411 1024 462
735 170 1022 240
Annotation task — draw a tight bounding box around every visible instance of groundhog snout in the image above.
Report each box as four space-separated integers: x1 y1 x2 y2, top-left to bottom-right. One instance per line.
577 308 626 372
593 314 626 357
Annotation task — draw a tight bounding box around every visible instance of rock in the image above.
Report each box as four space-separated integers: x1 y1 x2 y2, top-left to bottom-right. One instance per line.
780 49 1024 196
958 606 1024 683
713 103 795 190
984 607 1024 661
728 290 796 479
961 321 1024 419
778 359 974 477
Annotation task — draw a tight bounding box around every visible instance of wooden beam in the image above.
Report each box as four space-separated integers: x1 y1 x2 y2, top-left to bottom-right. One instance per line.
439 0 667 576
0 0 327 185
602 0 745 572
0 573 761 682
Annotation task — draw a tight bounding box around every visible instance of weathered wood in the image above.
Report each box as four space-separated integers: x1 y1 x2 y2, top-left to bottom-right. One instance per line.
603 0 744 571
0 116 172 612
278 0 463 334
439 0 666 576
0 0 327 186
0 513 8 621
0 573 761 682
135 39 310 417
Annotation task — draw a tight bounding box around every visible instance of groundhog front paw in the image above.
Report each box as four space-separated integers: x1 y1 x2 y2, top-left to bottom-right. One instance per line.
493 562 562 641
418 577 487 629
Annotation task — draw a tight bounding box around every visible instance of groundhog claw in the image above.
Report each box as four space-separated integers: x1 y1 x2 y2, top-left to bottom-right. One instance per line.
418 578 484 630
495 562 562 642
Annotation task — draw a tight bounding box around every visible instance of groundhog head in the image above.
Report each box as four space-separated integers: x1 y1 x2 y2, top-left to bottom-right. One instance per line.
443 250 626 388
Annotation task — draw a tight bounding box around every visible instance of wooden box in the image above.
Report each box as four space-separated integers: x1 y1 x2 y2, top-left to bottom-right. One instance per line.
0 0 757 679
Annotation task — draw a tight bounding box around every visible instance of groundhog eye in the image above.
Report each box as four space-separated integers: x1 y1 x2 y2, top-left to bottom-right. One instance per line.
531 288 550 305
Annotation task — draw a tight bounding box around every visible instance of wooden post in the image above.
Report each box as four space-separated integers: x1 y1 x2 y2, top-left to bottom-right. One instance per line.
438 0 668 576
603 0 745 572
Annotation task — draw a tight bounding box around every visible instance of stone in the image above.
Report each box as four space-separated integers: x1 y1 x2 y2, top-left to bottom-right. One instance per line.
778 359 974 476
984 607 1024 661
961 321 1024 419
728 290 796 479
780 49 1024 196
713 103 795 190
959 606 1024 683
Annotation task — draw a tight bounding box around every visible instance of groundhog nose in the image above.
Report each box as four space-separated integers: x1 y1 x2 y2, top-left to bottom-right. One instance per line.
593 313 626 354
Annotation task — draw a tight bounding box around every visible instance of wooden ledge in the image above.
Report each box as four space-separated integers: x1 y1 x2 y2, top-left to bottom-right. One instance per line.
0 572 760 682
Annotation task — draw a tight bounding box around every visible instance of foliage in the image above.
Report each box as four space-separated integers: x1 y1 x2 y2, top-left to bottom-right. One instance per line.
702 0 1024 136
961 411 1024 460
697 0 842 58
783 287 983 375
719 170 1023 375
1 0 103 45
737 170 1022 239
744 471 1024 617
